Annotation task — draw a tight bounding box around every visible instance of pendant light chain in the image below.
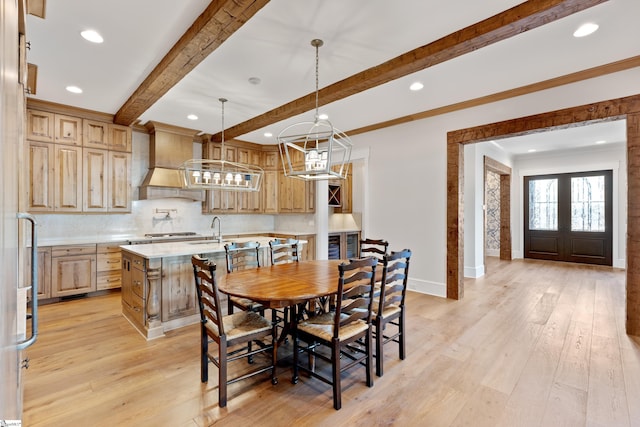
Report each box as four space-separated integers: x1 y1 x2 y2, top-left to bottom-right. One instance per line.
311 39 323 122
219 98 227 160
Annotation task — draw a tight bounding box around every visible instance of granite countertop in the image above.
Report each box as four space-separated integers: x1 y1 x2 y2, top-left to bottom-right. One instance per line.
120 236 306 259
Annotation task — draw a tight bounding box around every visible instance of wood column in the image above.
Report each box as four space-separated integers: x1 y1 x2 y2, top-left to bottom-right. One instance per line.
447 139 464 299
627 112 640 335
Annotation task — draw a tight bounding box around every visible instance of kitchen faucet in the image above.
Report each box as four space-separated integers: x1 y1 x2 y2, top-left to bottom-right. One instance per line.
211 216 222 243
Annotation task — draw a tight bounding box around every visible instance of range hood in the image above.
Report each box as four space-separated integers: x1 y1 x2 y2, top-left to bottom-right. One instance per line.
139 121 204 201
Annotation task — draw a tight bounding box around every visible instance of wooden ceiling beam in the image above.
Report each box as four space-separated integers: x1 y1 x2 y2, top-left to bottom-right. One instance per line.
113 0 270 126
219 0 608 141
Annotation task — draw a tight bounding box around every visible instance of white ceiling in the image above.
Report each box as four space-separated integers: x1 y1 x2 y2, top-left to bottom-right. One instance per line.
26 0 640 151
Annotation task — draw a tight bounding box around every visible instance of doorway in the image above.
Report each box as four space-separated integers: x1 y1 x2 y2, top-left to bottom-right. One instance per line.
524 169 612 266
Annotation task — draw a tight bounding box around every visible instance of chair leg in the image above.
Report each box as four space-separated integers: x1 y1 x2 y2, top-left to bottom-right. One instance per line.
399 310 406 360
365 328 374 387
219 340 228 408
201 328 208 383
332 338 341 410
375 318 384 377
291 328 299 384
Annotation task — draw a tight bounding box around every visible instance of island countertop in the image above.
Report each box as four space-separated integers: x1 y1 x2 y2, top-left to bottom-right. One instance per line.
120 235 305 259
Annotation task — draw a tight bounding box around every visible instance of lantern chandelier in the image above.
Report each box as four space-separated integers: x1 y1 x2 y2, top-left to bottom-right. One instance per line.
277 39 352 181
180 98 263 192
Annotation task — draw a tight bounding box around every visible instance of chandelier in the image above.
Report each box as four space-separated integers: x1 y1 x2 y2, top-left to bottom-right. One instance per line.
277 39 352 181
180 98 263 192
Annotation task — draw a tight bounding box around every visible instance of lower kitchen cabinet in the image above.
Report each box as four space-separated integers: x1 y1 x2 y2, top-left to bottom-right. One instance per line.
272 233 316 261
26 246 51 300
161 255 198 321
51 244 97 297
97 242 125 290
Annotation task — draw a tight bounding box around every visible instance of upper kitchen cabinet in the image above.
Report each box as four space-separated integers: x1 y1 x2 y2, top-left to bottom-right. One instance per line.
26 104 133 213
204 142 238 213
262 149 279 214
330 163 352 214
236 146 262 213
83 120 132 152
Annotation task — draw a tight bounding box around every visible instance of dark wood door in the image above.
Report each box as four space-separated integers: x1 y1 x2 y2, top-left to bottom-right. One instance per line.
524 170 612 266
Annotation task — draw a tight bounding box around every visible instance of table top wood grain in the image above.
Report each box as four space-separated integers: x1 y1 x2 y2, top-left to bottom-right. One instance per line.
218 260 344 308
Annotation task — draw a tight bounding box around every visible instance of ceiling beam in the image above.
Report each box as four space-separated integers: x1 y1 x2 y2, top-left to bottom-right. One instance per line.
219 0 608 141
113 0 270 127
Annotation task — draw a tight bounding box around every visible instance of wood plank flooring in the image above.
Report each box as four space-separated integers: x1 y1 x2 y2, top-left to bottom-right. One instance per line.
22 258 640 426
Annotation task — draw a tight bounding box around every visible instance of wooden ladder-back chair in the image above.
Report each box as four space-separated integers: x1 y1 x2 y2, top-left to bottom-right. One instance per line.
292 257 377 410
359 238 389 263
191 255 277 408
268 238 300 341
374 249 411 377
225 241 262 314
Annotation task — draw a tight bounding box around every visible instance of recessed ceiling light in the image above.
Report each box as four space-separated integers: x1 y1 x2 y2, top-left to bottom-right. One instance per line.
318 113 329 120
264 132 273 138
187 114 198 120
573 23 599 38
527 149 537 153
409 82 424 91
66 85 83 94
81 30 104 43
248 77 261 85
595 140 607 144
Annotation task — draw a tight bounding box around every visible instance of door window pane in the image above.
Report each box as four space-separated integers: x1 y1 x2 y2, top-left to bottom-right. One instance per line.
571 175 605 232
529 179 558 230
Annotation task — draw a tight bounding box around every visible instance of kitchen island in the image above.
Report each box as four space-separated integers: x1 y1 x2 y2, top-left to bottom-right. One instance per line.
119 236 304 339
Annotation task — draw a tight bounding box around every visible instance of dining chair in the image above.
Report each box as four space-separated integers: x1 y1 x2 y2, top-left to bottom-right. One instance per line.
225 241 262 314
191 255 277 408
268 238 300 340
359 238 389 263
292 257 377 410
374 249 412 377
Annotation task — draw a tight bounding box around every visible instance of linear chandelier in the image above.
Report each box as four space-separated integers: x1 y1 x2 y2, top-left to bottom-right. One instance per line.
180 98 263 192
277 39 352 181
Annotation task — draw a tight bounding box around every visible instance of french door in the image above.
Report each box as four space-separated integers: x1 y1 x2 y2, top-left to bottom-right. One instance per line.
524 170 612 265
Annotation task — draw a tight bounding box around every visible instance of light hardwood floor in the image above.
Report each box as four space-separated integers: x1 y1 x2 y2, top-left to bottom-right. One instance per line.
23 258 640 426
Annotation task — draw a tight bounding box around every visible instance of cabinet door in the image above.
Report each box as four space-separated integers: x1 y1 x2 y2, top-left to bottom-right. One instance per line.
262 170 278 213
26 247 51 299
51 254 97 297
291 178 306 212
83 120 110 149
54 145 82 211
109 124 132 152
206 144 237 213
263 150 279 170
83 148 108 211
278 172 292 212
108 151 131 212
161 256 198 321
54 114 82 146
27 141 54 212
26 109 54 142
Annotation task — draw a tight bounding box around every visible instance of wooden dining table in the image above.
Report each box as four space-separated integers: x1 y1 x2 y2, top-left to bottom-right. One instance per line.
218 259 344 309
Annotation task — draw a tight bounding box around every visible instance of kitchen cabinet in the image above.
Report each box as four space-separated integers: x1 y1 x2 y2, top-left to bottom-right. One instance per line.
27 140 54 211
236 147 262 213
108 151 132 212
262 150 279 213
26 110 82 146
97 242 125 290
54 144 82 212
161 255 198 321
205 143 238 213
51 244 97 297
329 163 352 213
328 231 360 260
26 107 132 213
278 173 308 212
121 252 146 331
26 246 51 300
83 148 108 211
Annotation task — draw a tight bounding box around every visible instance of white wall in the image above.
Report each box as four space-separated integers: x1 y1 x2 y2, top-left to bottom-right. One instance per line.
350 67 640 297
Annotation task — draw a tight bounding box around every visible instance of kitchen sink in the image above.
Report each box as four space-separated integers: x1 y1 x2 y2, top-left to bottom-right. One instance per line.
188 240 227 245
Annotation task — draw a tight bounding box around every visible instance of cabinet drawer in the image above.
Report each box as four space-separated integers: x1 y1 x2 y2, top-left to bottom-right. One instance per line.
130 255 146 270
97 270 121 290
52 244 96 257
132 268 145 298
126 292 145 326
97 242 126 253
97 252 122 271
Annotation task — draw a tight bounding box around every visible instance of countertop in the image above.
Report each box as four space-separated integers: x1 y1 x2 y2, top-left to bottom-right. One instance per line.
120 236 306 259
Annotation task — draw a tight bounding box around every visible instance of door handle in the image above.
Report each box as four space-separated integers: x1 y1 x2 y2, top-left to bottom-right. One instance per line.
17 212 38 350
